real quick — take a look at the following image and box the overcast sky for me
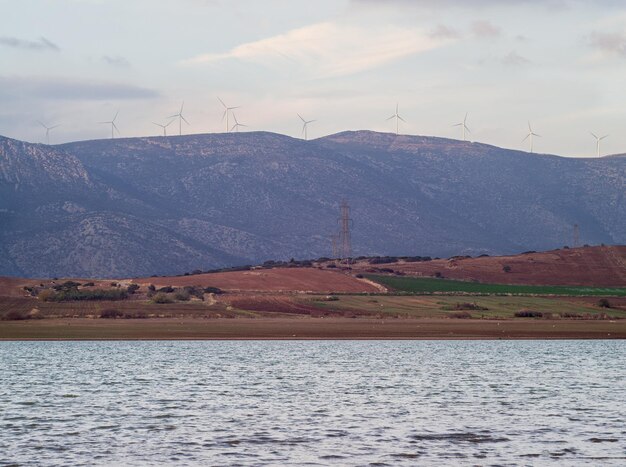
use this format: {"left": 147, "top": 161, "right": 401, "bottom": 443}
{"left": 1, "top": 0, "right": 626, "bottom": 156}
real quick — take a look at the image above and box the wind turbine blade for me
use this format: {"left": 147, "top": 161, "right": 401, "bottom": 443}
{"left": 181, "top": 116, "right": 190, "bottom": 125}
{"left": 465, "top": 125, "right": 471, "bottom": 133}
{"left": 112, "top": 122, "right": 119, "bottom": 133}
{"left": 534, "top": 133, "right": 541, "bottom": 137}
{"left": 398, "top": 116, "right": 406, "bottom": 123}
{"left": 167, "top": 114, "right": 179, "bottom": 119}
{"left": 98, "top": 121, "right": 109, "bottom": 124}
{"left": 37, "top": 120, "right": 46, "bottom": 129}
{"left": 528, "top": 121, "right": 532, "bottom": 132}
{"left": 217, "top": 97, "right": 226, "bottom": 108}
{"left": 452, "top": 123, "right": 462, "bottom": 127}
{"left": 308, "top": 120, "right": 316, "bottom": 124}
{"left": 298, "top": 113, "right": 305, "bottom": 123}
{"left": 50, "top": 124, "right": 60, "bottom": 129}
{"left": 230, "top": 123, "right": 237, "bottom": 132}
{"left": 179, "top": 101, "right": 184, "bottom": 113}
{"left": 387, "top": 115, "right": 396, "bottom": 121}
{"left": 165, "top": 120, "right": 174, "bottom": 127}
{"left": 601, "top": 134, "right": 609, "bottom": 140}
{"left": 590, "top": 132, "right": 598, "bottom": 139}
{"left": 464, "top": 112, "right": 468, "bottom": 123}
{"left": 522, "top": 134, "right": 530, "bottom": 143}
{"left": 229, "top": 106, "right": 240, "bottom": 110}
{"left": 113, "top": 111, "right": 119, "bottom": 121}
{"left": 152, "top": 122, "right": 162, "bottom": 127}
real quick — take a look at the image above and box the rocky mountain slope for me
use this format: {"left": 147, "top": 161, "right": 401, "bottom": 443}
{"left": 0, "top": 131, "right": 624, "bottom": 278}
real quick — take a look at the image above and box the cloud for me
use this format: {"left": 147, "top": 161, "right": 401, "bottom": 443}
{"left": 429, "top": 24, "right": 460, "bottom": 39}
{"left": 501, "top": 50, "right": 530, "bottom": 66}
{"left": 470, "top": 20, "right": 501, "bottom": 38}
{"left": 102, "top": 55, "right": 131, "bottom": 68}
{"left": 181, "top": 21, "right": 453, "bottom": 78}
{"left": 0, "top": 36, "right": 60, "bottom": 51}
{"left": 589, "top": 31, "right": 626, "bottom": 57}
{"left": 0, "top": 76, "right": 158, "bottom": 101}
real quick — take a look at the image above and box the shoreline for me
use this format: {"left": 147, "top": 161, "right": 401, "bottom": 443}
{"left": 1, "top": 317, "right": 624, "bottom": 340}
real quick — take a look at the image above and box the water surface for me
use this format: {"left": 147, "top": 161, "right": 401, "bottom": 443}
{"left": 1, "top": 340, "right": 624, "bottom": 465}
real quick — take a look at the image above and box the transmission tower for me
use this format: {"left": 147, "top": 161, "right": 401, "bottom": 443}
{"left": 330, "top": 233, "right": 339, "bottom": 258}
{"left": 573, "top": 224, "right": 580, "bottom": 248}
{"left": 338, "top": 200, "right": 352, "bottom": 262}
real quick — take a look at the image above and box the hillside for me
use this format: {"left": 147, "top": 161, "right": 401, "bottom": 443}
{"left": 1, "top": 131, "right": 625, "bottom": 278}
{"left": 352, "top": 246, "right": 626, "bottom": 287}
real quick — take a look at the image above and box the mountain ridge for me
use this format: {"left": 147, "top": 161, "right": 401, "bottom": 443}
{"left": 1, "top": 130, "right": 624, "bottom": 278}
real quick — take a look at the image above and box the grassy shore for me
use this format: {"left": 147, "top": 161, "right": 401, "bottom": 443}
{"left": 1, "top": 317, "right": 625, "bottom": 340}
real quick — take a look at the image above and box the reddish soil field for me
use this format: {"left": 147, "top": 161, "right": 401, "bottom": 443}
{"left": 140, "top": 268, "right": 380, "bottom": 293}
{"left": 355, "top": 246, "right": 626, "bottom": 287}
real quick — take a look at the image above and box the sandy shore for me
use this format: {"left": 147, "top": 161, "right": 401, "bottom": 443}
{"left": 1, "top": 317, "right": 624, "bottom": 340}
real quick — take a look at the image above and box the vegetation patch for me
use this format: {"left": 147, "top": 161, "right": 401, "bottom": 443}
{"left": 367, "top": 275, "right": 626, "bottom": 297}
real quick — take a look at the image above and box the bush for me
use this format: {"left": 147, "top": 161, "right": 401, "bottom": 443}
{"left": 157, "top": 286, "right": 175, "bottom": 293}
{"left": 174, "top": 290, "right": 190, "bottom": 301}
{"left": 514, "top": 310, "right": 543, "bottom": 318}
{"left": 326, "top": 264, "right": 337, "bottom": 269}
{"left": 100, "top": 308, "right": 124, "bottom": 319}
{"left": 1, "top": 309, "right": 30, "bottom": 320}
{"left": 37, "top": 289, "right": 57, "bottom": 302}
{"left": 502, "top": 265, "right": 512, "bottom": 273}
{"left": 83, "top": 282, "right": 95, "bottom": 287}
{"left": 450, "top": 311, "right": 472, "bottom": 319}
{"left": 127, "top": 284, "right": 140, "bottom": 294}
{"left": 203, "top": 286, "right": 223, "bottom": 295}
{"left": 148, "top": 284, "right": 156, "bottom": 292}
{"left": 152, "top": 293, "right": 173, "bottom": 304}
{"left": 453, "top": 302, "right": 488, "bottom": 311}
{"left": 355, "top": 274, "right": 364, "bottom": 279}
{"left": 598, "top": 298, "right": 612, "bottom": 308}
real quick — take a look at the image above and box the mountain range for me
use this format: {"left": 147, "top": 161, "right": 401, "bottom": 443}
{"left": 1, "top": 130, "right": 624, "bottom": 278}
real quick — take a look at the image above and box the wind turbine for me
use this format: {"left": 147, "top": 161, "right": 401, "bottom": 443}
{"left": 522, "top": 121, "right": 541, "bottom": 153}
{"left": 230, "top": 112, "right": 247, "bottom": 133}
{"left": 590, "top": 132, "right": 608, "bottom": 157}
{"left": 168, "top": 101, "right": 189, "bottom": 136}
{"left": 99, "top": 111, "right": 119, "bottom": 139}
{"left": 153, "top": 120, "right": 174, "bottom": 137}
{"left": 38, "top": 121, "right": 60, "bottom": 144}
{"left": 453, "top": 113, "right": 470, "bottom": 141}
{"left": 386, "top": 103, "right": 405, "bottom": 135}
{"left": 298, "top": 114, "right": 315, "bottom": 140}
{"left": 218, "top": 97, "right": 240, "bottom": 133}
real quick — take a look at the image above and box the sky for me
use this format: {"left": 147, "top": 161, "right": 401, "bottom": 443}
{"left": 1, "top": 0, "right": 626, "bottom": 157}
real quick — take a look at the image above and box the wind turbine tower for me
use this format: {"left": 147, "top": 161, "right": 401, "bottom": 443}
{"left": 522, "top": 121, "right": 541, "bottom": 153}
{"left": 230, "top": 113, "right": 247, "bottom": 133}
{"left": 386, "top": 103, "right": 406, "bottom": 135}
{"left": 153, "top": 120, "right": 174, "bottom": 137}
{"left": 590, "top": 132, "right": 608, "bottom": 157}
{"left": 218, "top": 97, "right": 240, "bottom": 133}
{"left": 38, "top": 121, "right": 60, "bottom": 144}
{"left": 337, "top": 200, "right": 353, "bottom": 263}
{"left": 99, "top": 111, "right": 119, "bottom": 139}
{"left": 453, "top": 113, "right": 470, "bottom": 141}
{"left": 169, "top": 102, "right": 189, "bottom": 136}
{"left": 298, "top": 114, "right": 315, "bottom": 140}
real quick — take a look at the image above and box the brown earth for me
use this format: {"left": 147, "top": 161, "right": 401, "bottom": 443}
{"left": 353, "top": 246, "right": 626, "bottom": 286}
{"left": 138, "top": 267, "right": 379, "bottom": 293}
{"left": 1, "top": 317, "right": 624, "bottom": 340}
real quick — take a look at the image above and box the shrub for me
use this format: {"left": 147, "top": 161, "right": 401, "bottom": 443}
{"left": 514, "top": 310, "right": 543, "bottom": 318}
{"left": 1, "top": 309, "right": 30, "bottom": 320}
{"left": 152, "top": 293, "right": 173, "bottom": 304}
{"left": 203, "top": 286, "right": 223, "bottom": 295}
{"left": 502, "top": 265, "right": 512, "bottom": 273}
{"left": 434, "top": 272, "right": 443, "bottom": 278}
{"left": 355, "top": 274, "right": 364, "bottom": 279}
{"left": 100, "top": 308, "right": 123, "bottom": 319}
{"left": 83, "top": 282, "right": 95, "bottom": 287}
{"left": 174, "top": 290, "right": 190, "bottom": 301}
{"left": 157, "top": 286, "right": 175, "bottom": 293}
{"left": 126, "top": 284, "right": 140, "bottom": 294}
{"left": 148, "top": 284, "right": 156, "bottom": 292}
{"left": 37, "top": 289, "right": 56, "bottom": 302}
{"left": 598, "top": 298, "right": 612, "bottom": 308}
{"left": 326, "top": 264, "right": 337, "bottom": 269}
{"left": 453, "top": 302, "right": 488, "bottom": 311}
{"left": 450, "top": 311, "right": 472, "bottom": 319}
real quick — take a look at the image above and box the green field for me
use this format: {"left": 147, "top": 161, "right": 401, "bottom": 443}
{"left": 367, "top": 275, "right": 626, "bottom": 296}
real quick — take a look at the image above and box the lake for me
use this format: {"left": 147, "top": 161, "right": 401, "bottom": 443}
{"left": 1, "top": 340, "right": 624, "bottom": 465}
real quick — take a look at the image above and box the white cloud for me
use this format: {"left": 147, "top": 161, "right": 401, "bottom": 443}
{"left": 181, "top": 21, "right": 453, "bottom": 78}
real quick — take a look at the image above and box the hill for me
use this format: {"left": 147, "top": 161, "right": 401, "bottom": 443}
{"left": 1, "top": 130, "right": 625, "bottom": 278}
{"left": 352, "top": 246, "right": 626, "bottom": 287}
